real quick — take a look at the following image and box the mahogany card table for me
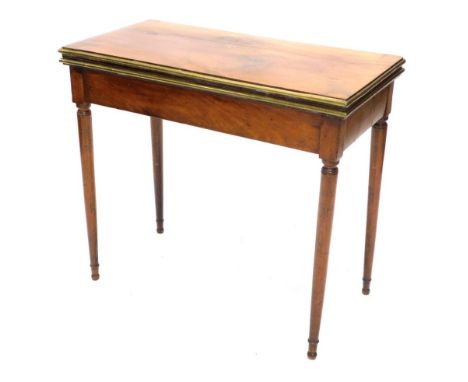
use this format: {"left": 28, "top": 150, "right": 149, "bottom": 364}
{"left": 59, "top": 20, "right": 405, "bottom": 359}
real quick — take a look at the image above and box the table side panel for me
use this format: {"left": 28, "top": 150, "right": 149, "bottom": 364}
{"left": 78, "top": 69, "right": 321, "bottom": 153}
{"left": 343, "top": 85, "right": 390, "bottom": 149}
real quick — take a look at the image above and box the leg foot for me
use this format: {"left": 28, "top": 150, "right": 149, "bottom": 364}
{"left": 307, "top": 352, "right": 317, "bottom": 360}
{"left": 307, "top": 339, "right": 319, "bottom": 360}
{"left": 362, "top": 278, "right": 371, "bottom": 295}
{"left": 156, "top": 220, "right": 164, "bottom": 234}
{"left": 91, "top": 266, "right": 100, "bottom": 281}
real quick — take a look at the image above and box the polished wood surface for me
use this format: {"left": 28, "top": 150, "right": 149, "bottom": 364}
{"left": 80, "top": 68, "right": 322, "bottom": 153}
{"left": 63, "top": 20, "right": 402, "bottom": 102}
{"left": 61, "top": 21, "right": 404, "bottom": 359}
{"left": 61, "top": 20, "right": 404, "bottom": 117}
{"left": 362, "top": 118, "right": 388, "bottom": 295}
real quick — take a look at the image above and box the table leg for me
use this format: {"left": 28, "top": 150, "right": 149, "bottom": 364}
{"left": 77, "top": 103, "right": 99, "bottom": 281}
{"left": 308, "top": 160, "right": 339, "bottom": 359}
{"left": 151, "top": 117, "right": 164, "bottom": 234}
{"left": 362, "top": 118, "right": 388, "bottom": 295}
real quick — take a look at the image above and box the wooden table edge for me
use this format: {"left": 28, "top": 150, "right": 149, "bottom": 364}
{"left": 59, "top": 47, "right": 405, "bottom": 118}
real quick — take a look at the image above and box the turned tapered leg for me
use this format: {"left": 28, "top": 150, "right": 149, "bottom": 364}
{"left": 308, "top": 161, "right": 339, "bottom": 360}
{"left": 151, "top": 117, "right": 164, "bottom": 233}
{"left": 362, "top": 118, "right": 388, "bottom": 295}
{"left": 77, "top": 103, "right": 99, "bottom": 280}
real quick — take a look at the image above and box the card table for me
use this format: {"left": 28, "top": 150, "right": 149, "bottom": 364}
{"left": 59, "top": 20, "right": 405, "bottom": 359}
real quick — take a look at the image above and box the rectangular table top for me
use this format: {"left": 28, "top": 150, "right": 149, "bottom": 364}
{"left": 60, "top": 20, "right": 404, "bottom": 117}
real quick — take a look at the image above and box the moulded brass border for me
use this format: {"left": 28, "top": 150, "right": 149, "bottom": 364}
{"left": 59, "top": 47, "right": 405, "bottom": 107}
{"left": 59, "top": 47, "right": 404, "bottom": 118}
{"left": 60, "top": 48, "right": 348, "bottom": 107}
{"left": 346, "top": 59, "right": 405, "bottom": 105}
{"left": 60, "top": 58, "right": 348, "bottom": 117}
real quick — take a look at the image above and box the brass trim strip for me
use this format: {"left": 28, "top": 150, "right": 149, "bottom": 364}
{"left": 60, "top": 48, "right": 346, "bottom": 107}
{"left": 60, "top": 58, "right": 349, "bottom": 117}
{"left": 60, "top": 47, "right": 404, "bottom": 109}
{"left": 346, "top": 59, "right": 405, "bottom": 106}
{"left": 60, "top": 48, "right": 346, "bottom": 106}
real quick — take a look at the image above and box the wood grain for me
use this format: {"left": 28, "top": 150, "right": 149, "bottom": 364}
{"left": 81, "top": 69, "right": 322, "bottom": 153}
{"left": 63, "top": 20, "right": 403, "bottom": 102}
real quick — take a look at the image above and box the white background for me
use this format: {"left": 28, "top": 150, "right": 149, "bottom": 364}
{"left": 1, "top": 0, "right": 467, "bottom": 380}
